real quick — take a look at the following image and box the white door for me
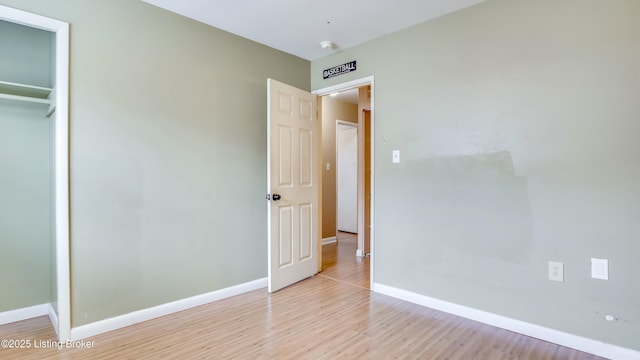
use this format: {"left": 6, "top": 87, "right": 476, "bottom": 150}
{"left": 267, "top": 79, "right": 319, "bottom": 293}
{"left": 337, "top": 124, "right": 358, "bottom": 233}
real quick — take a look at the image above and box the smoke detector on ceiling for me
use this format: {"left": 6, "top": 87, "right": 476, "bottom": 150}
{"left": 320, "top": 40, "right": 336, "bottom": 50}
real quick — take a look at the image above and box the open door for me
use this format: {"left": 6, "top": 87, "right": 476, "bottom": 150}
{"left": 267, "top": 79, "right": 319, "bottom": 292}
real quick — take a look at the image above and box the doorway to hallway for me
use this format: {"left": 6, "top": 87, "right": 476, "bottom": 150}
{"left": 315, "top": 75, "right": 374, "bottom": 288}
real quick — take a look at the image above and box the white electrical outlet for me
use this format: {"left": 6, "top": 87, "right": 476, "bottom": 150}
{"left": 591, "top": 258, "right": 609, "bottom": 280}
{"left": 548, "top": 261, "right": 564, "bottom": 282}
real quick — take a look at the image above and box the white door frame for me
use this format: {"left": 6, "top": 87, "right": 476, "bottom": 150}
{"left": 335, "top": 120, "right": 358, "bottom": 234}
{"left": 313, "top": 76, "right": 375, "bottom": 287}
{"left": 0, "top": 5, "right": 71, "bottom": 341}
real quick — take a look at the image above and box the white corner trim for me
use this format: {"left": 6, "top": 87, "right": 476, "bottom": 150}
{"left": 322, "top": 236, "right": 337, "bottom": 245}
{"left": 48, "top": 304, "right": 59, "bottom": 336}
{"left": 0, "top": 304, "right": 49, "bottom": 325}
{"left": 356, "top": 249, "right": 364, "bottom": 257}
{"left": 70, "top": 278, "right": 267, "bottom": 341}
{"left": 372, "top": 283, "right": 640, "bottom": 360}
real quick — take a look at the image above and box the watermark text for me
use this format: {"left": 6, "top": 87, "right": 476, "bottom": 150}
{"left": 1, "top": 338, "right": 95, "bottom": 351}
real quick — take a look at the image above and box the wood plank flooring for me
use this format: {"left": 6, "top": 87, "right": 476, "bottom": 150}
{"left": 320, "top": 231, "right": 370, "bottom": 289}
{"left": 0, "top": 232, "right": 604, "bottom": 359}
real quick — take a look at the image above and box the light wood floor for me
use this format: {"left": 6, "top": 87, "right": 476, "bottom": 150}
{"left": 320, "top": 231, "right": 370, "bottom": 289}
{"left": 0, "top": 232, "right": 603, "bottom": 359}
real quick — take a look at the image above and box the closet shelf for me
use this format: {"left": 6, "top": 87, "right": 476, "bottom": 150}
{"left": 0, "top": 80, "right": 55, "bottom": 116}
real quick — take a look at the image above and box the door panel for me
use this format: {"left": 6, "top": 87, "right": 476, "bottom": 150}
{"left": 299, "top": 129, "right": 312, "bottom": 186}
{"left": 278, "top": 205, "right": 293, "bottom": 267}
{"left": 298, "top": 98, "right": 313, "bottom": 121}
{"left": 299, "top": 203, "right": 312, "bottom": 260}
{"left": 278, "top": 125, "right": 293, "bottom": 187}
{"left": 268, "top": 79, "right": 319, "bottom": 293}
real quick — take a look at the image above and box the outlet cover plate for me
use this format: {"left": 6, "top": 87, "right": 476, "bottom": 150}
{"left": 591, "top": 258, "right": 609, "bottom": 280}
{"left": 549, "top": 261, "right": 564, "bottom": 282}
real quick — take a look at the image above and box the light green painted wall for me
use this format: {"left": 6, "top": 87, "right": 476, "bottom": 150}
{"left": 0, "top": 101, "right": 52, "bottom": 312}
{"left": 0, "top": 20, "right": 52, "bottom": 87}
{"left": 0, "top": 0, "right": 309, "bottom": 326}
{"left": 0, "top": 20, "right": 52, "bottom": 312}
{"left": 312, "top": 0, "right": 640, "bottom": 351}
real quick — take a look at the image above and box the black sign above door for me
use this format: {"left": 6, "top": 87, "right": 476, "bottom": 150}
{"left": 323, "top": 61, "right": 357, "bottom": 79}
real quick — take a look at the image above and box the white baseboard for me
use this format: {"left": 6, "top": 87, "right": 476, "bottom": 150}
{"left": 48, "top": 304, "right": 59, "bottom": 336}
{"left": 356, "top": 249, "right": 364, "bottom": 257}
{"left": 322, "top": 236, "right": 337, "bottom": 245}
{"left": 70, "top": 278, "right": 267, "bottom": 341}
{"left": 0, "top": 303, "right": 49, "bottom": 325}
{"left": 372, "top": 283, "right": 640, "bottom": 360}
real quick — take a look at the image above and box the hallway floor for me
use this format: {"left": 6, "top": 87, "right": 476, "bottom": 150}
{"left": 320, "top": 231, "right": 370, "bottom": 289}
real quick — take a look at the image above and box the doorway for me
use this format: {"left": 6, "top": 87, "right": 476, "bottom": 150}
{"left": 0, "top": 5, "right": 70, "bottom": 341}
{"left": 314, "top": 76, "right": 374, "bottom": 288}
{"left": 265, "top": 77, "right": 374, "bottom": 291}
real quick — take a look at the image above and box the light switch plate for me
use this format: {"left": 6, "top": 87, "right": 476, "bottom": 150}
{"left": 392, "top": 150, "right": 400, "bottom": 163}
{"left": 591, "top": 258, "right": 608, "bottom": 280}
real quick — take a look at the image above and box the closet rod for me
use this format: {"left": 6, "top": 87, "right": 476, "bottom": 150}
{"left": 0, "top": 92, "right": 51, "bottom": 105}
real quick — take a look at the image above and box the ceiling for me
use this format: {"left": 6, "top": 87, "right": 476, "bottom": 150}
{"left": 141, "top": 0, "right": 486, "bottom": 61}
{"left": 330, "top": 89, "right": 359, "bottom": 104}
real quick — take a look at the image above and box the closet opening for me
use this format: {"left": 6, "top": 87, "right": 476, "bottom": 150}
{"left": 0, "top": 5, "right": 70, "bottom": 341}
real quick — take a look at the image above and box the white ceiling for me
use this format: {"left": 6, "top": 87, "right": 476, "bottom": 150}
{"left": 142, "top": 0, "right": 486, "bottom": 61}
{"left": 331, "top": 88, "right": 359, "bottom": 104}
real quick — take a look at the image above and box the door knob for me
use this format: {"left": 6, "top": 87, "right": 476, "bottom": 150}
{"left": 272, "top": 193, "right": 281, "bottom": 201}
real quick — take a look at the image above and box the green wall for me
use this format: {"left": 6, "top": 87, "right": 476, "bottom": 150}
{"left": 0, "top": 101, "right": 52, "bottom": 312}
{"left": 312, "top": 0, "right": 639, "bottom": 351}
{"left": 0, "top": 0, "right": 309, "bottom": 326}
{"left": 0, "top": 20, "right": 53, "bottom": 312}
{"left": 0, "top": 20, "right": 52, "bottom": 87}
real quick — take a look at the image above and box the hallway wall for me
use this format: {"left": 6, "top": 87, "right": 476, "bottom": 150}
{"left": 320, "top": 96, "right": 357, "bottom": 239}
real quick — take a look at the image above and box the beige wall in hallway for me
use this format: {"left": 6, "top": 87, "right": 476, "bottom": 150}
{"left": 359, "top": 86, "right": 372, "bottom": 254}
